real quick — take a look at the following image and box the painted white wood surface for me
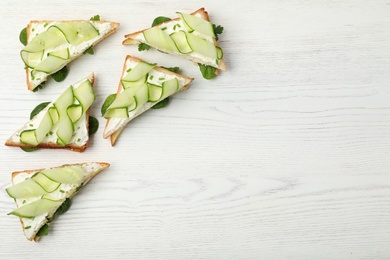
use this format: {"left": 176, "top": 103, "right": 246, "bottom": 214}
{"left": 0, "top": 0, "right": 390, "bottom": 259}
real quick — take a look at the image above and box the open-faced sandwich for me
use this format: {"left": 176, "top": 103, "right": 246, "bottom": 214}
{"left": 21, "top": 17, "right": 119, "bottom": 91}
{"left": 5, "top": 74, "right": 96, "bottom": 152}
{"left": 123, "top": 8, "right": 225, "bottom": 79}
{"left": 6, "top": 162, "right": 110, "bottom": 241}
{"left": 102, "top": 55, "right": 193, "bottom": 145}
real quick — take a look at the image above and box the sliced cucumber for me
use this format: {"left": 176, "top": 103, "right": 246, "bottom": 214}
{"left": 67, "top": 105, "right": 83, "bottom": 123}
{"left": 186, "top": 32, "right": 217, "bottom": 60}
{"left": 178, "top": 12, "right": 215, "bottom": 38}
{"left": 22, "top": 26, "right": 67, "bottom": 53}
{"left": 143, "top": 26, "right": 178, "bottom": 52}
{"left": 34, "top": 55, "right": 68, "bottom": 74}
{"left": 49, "top": 107, "right": 59, "bottom": 125}
{"left": 56, "top": 117, "right": 74, "bottom": 146}
{"left": 8, "top": 198, "right": 64, "bottom": 219}
{"left": 161, "top": 78, "right": 179, "bottom": 100}
{"left": 73, "top": 80, "right": 95, "bottom": 112}
{"left": 48, "top": 48, "right": 70, "bottom": 59}
{"left": 106, "top": 88, "right": 137, "bottom": 111}
{"left": 148, "top": 83, "right": 163, "bottom": 102}
{"left": 216, "top": 46, "right": 223, "bottom": 59}
{"left": 104, "top": 107, "right": 129, "bottom": 118}
{"left": 53, "top": 22, "right": 99, "bottom": 45}
{"left": 122, "top": 75, "right": 147, "bottom": 89}
{"left": 20, "top": 50, "right": 44, "bottom": 68}
{"left": 170, "top": 31, "right": 193, "bottom": 54}
{"left": 133, "top": 83, "right": 149, "bottom": 109}
{"left": 20, "top": 129, "right": 39, "bottom": 146}
{"left": 5, "top": 179, "right": 47, "bottom": 198}
{"left": 35, "top": 112, "right": 53, "bottom": 143}
{"left": 32, "top": 172, "right": 60, "bottom": 193}
{"left": 41, "top": 166, "right": 84, "bottom": 184}
{"left": 122, "top": 61, "right": 155, "bottom": 83}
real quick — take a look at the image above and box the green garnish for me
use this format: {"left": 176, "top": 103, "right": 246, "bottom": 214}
{"left": 22, "top": 200, "right": 27, "bottom": 204}
{"left": 77, "top": 138, "right": 81, "bottom": 142}
{"left": 44, "top": 23, "right": 48, "bottom": 27}
{"left": 30, "top": 102, "right": 50, "bottom": 119}
{"left": 161, "top": 27, "right": 167, "bottom": 31}
{"left": 158, "top": 77, "right": 165, "bottom": 81}
{"left": 88, "top": 116, "right": 99, "bottom": 135}
{"left": 37, "top": 224, "right": 49, "bottom": 237}
{"left": 83, "top": 46, "right": 94, "bottom": 55}
{"left": 29, "top": 124, "right": 33, "bottom": 127}
{"left": 49, "top": 131, "right": 53, "bottom": 135}
{"left": 101, "top": 94, "right": 116, "bottom": 116}
{"left": 21, "top": 147, "right": 38, "bottom": 152}
{"left": 212, "top": 24, "right": 224, "bottom": 41}
{"left": 24, "top": 226, "right": 32, "bottom": 229}
{"left": 32, "top": 28, "right": 35, "bottom": 32}
{"left": 161, "top": 66, "right": 180, "bottom": 73}
{"left": 151, "top": 16, "right": 172, "bottom": 27}
{"left": 198, "top": 64, "right": 216, "bottom": 80}
{"left": 51, "top": 66, "right": 69, "bottom": 82}
{"left": 19, "top": 27, "right": 27, "bottom": 46}
{"left": 90, "top": 15, "right": 100, "bottom": 21}
{"left": 152, "top": 98, "right": 170, "bottom": 109}
{"left": 173, "top": 24, "right": 177, "bottom": 30}
{"left": 59, "top": 189, "right": 65, "bottom": 193}
{"left": 149, "top": 75, "right": 154, "bottom": 80}
{"left": 126, "top": 68, "right": 132, "bottom": 73}
{"left": 32, "top": 82, "right": 46, "bottom": 92}
{"left": 138, "top": 43, "right": 151, "bottom": 52}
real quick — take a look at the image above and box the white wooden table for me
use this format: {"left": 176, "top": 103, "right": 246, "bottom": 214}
{"left": 1, "top": 0, "right": 389, "bottom": 259}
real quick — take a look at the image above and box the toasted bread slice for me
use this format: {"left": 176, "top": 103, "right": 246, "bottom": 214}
{"left": 123, "top": 8, "right": 226, "bottom": 72}
{"left": 23, "top": 19, "right": 119, "bottom": 91}
{"left": 6, "top": 162, "right": 110, "bottom": 241}
{"left": 5, "top": 74, "right": 95, "bottom": 152}
{"left": 102, "top": 55, "right": 193, "bottom": 145}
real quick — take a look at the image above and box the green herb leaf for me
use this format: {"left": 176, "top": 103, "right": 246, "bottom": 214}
{"left": 101, "top": 94, "right": 116, "bottom": 116}
{"left": 51, "top": 66, "right": 69, "bottom": 82}
{"left": 20, "top": 27, "right": 27, "bottom": 46}
{"left": 30, "top": 102, "right": 50, "bottom": 119}
{"left": 90, "top": 15, "right": 100, "bottom": 21}
{"left": 20, "top": 147, "right": 38, "bottom": 152}
{"left": 25, "top": 226, "right": 32, "bottom": 229}
{"left": 161, "top": 66, "right": 180, "bottom": 73}
{"left": 83, "top": 46, "right": 94, "bottom": 55}
{"left": 37, "top": 224, "right": 49, "bottom": 237}
{"left": 55, "top": 198, "right": 72, "bottom": 216}
{"left": 213, "top": 24, "right": 224, "bottom": 41}
{"left": 152, "top": 16, "right": 172, "bottom": 27}
{"left": 138, "top": 43, "right": 151, "bottom": 52}
{"left": 32, "top": 82, "right": 46, "bottom": 92}
{"left": 88, "top": 116, "right": 99, "bottom": 135}
{"left": 152, "top": 97, "right": 170, "bottom": 109}
{"left": 198, "top": 64, "right": 216, "bottom": 80}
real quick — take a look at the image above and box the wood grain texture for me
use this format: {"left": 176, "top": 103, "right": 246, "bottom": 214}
{"left": 1, "top": 0, "right": 390, "bottom": 259}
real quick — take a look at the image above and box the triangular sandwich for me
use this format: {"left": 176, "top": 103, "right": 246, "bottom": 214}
{"left": 5, "top": 74, "right": 95, "bottom": 152}
{"left": 102, "top": 55, "right": 193, "bottom": 145}
{"left": 6, "top": 162, "right": 110, "bottom": 241}
{"left": 22, "top": 19, "right": 119, "bottom": 90}
{"left": 123, "top": 8, "right": 226, "bottom": 75}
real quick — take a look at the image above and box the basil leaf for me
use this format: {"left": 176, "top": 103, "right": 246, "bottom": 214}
{"left": 152, "top": 16, "right": 171, "bottom": 27}
{"left": 30, "top": 102, "right": 50, "bottom": 119}
{"left": 138, "top": 43, "right": 151, "bottom": 52}
{"left": 19, "top": 27, "right": 27, "bottom": 46}
{"left": 152, "top": 97, "right": 170, "bottom": 109}
{"left": 101, "top": 94, "right": 116, "bottom": 116}
{"left": 198, "top": 64, "right": 216, "bottom": 80}
{"left": 88, "top": 116, "right": 99, "bottom": 135}
{"left": 51, "top": 66, "right": 69, "bottom": 82}
{"left": 83, "top": 46, "right": 94, "bottom": 55}
{"left": 20, "top": 147, "right": 38, "bottom": 152}
{"left": 212, "top": 24, "right": 224, "bottom": 41}
{"left": 161, "top": 66, "right": 180, "bottom": 73}
{"left": 32, "top": 82, "right": 46, "bottom": 92}
{"left": 37, "top": 224, "right": 49, "bottom": 237}
{"left": 90, "top": 15, "right": 100, "bottom": 21}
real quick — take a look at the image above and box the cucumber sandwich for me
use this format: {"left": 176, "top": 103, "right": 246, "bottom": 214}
{"left": 21, "top": 18, "right": 119, "bottom": 91}
{"left": 5, "top": 74, "right": 96, "bottom": 152}
{"left": 5, "top": 162, "right": 110, "bottom": 241}
{"left": 102, "top": 55, "right": 193, "bottom": 145}
{"left": 123, "top": 8, "right": 226, "bottom": 78}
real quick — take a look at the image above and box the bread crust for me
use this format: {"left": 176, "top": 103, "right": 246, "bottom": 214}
{"left": 5, "top": 74, "right": 95, "bottom": 152}
{"left": 104, "top": 55, "right": 193, "bottom": 145}
{"left": 10, "top": 162, "right": 110, "bottom": 241}
{"left": 123, "top": 7, "right": 226, "bottom": 72}
{"left": 25, "top": 20, "right": 119, "bottom": 91}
